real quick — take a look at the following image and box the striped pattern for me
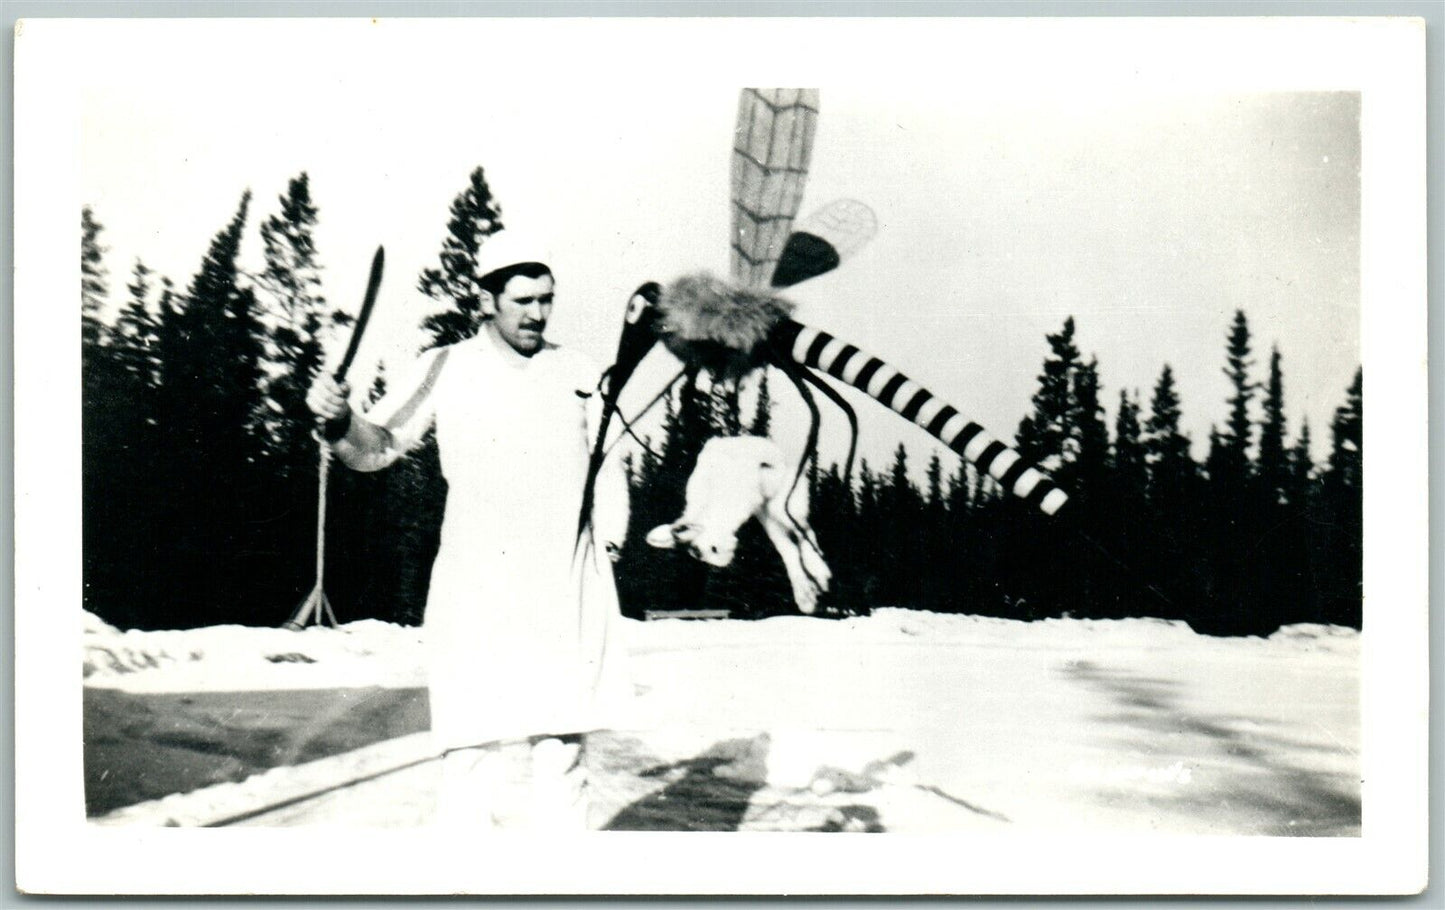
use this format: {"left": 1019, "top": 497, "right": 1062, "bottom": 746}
{"left": 730, "top": 88, "right": 820, "bottom": 289}
{"left": 780, "top": 322, "right": 1070, "bottom": 516}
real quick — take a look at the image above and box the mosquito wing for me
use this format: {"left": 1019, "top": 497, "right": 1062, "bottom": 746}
{"left": 771, "top": 198, "right": 878, "bottom": 288}
{"left": 730, "top": 88, "right": 820, "bottom": 289}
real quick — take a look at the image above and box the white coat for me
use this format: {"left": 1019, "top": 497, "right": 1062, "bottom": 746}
{"left": 334, "top": 328, "right": 631, "bottom": 749}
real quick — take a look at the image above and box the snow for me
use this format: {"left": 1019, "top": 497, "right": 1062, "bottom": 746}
{"left": 623, "top": 611, "right": 1360, "bottom": 834}
{"left": 83, "top": 608, "right": 1360, "bottom": 834}
{"left": 84, "top": 616, "right": 427, "bottom": 691}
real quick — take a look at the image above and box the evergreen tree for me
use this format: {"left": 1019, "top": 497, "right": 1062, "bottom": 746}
{"left": 1016, "top": 316, "right": 1081, "bottom": 474}
{"left": 1072, "top": 355, "right": 1109, "bottom": 498}
{"left": 917, "top": 451, "right": 950, "bottom": 610}
{"left": 946, "top": 458, "right": 971, "bottom": 515}
{"left": 1249, "top": 367, "right": 1312, "bottom": 635}
{"left": 118, "top": 259, "right": 154, "bottom": 345}
{"left": 1270, "top": 417, "right": 1319, "bottom": 631}
{"left": 711, "top": 375, "right": 743, "bottom": 436}
{"left": 418, "top": 167, "right": 505, "bottom": 348}
{"left": 1205, "top": 425, "right": 1228, "bottom": 485}
{"left": 1111, "top": 388, "right": 1147, "bottom": 505}
{"left": 111, "top": 260, "right": 163, "bottom": 435}
{"left": 202, "top": 191, "right": 267, "bottom": 464}
{"left": 80, "top": 207, "right": 119, "bottom": 620}
{"left": 615, "top": 430, "right": 667, "bottom": 619}
{"left": 81, "top": 206, "right": 109, "bottom": 347}
{"left": 152, "top": 191, "right": 269, "bottom": 625}
{"left": 1218, "top": 309, "right": 1256, "bottom": 487}
{"left": 255, "top": 173, "right": 343, "bottom": 467}
{"left": 1257, "top": 345, "right": 1288, "bottom": 503}
{"left": 1197, "top": 312, "right": 1274, "bottom": 635}
{"left": 857, "top": 459, "right": 878, "bottom": 517}
{"left": 100, "top": 265, "right": 165, "bottom": 622}
{"left": 854, "top": 458, "right": 883, "bottom": 603}
{"left": 749, "top": 368, "right": 772, "bottom": 437}
{"left": 1287, "top": 418, "right": 1314, "bottom": 506}
{"left": 669, "top": 374, "right": 717, "bottom": 485}
{"left": 257, "top": 173, "right": 324, "bottom": 314}
{"left": 1326, "top": 368, "right": 1363, "bottom": 492}
{"left": 809, "top": 461, "right": 863, "bottom": 614}
{"left": 80, "top": 210, "right": 115, "bottom": 557}
{"left": 880, "top": 443, "right": 923, "bottom": 606}
{"left": 164, "top": 191, "right": 261, "bottom": 440}
{"left": 1320, "top": 369, "right": 1363, "bottom": 628}
{"left": 241, "top": 174, "right": 350, "bottom": 620}
{"left": 151, "top": 277, "right": 185, "bottom": 434}
{"left": 973, "top": 468, "right": 999, "bottom": 506}
{"left": 1143, "top": 364, "right": 1195, "bottom": 506}
{"left": 622, "top": 451, "right": 637, "bottom": 495}
{"left": 925, "top": 452, "right": 944, "bottom": 513}
{"left": 886, "top": 443, "right": 912, "bottom": 514}
{"left": 1138, "top": 364, "right": 1200, "bottom": 626}
{"left": 382, "top": 432, "right": 448, "bottom": 625}
{"left": 940, "top": 457, "right": 980, "bottom": 613}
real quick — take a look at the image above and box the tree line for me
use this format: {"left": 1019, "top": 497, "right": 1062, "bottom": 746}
{"left": 614, "top": 316, "right": 1362, "bottom": 637}
{"left": 80, "top": 169, "right": 499, "bottom": 629}
{"left": 81, "top": 169, "right": 1362, "bottom": 636}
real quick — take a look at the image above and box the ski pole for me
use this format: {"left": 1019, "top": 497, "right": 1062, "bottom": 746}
{"left": 284, "top": 246, "right": 385, "bottom": 630}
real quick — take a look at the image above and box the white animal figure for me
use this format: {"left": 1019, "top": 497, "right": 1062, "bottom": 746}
{"left": 646, "top": 435, "right": 832, "bottom": 614}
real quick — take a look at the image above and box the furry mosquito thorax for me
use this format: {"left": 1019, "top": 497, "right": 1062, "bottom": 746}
{"left": 656, "top": 272, "right": 796, "bottom": 377}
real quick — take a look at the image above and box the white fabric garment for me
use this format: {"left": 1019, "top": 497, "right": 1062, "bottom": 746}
{"left": 335, "top": 329, "right": 632, "bottom": 749}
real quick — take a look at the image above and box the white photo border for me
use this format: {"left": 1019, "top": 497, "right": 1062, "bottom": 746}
{"left": 11, "top": 13, "right": 1430, "bottom": 897}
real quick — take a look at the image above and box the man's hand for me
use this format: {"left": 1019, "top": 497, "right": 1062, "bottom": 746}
{"left": 307, "top": 374, "right": 353, "bottom": 440}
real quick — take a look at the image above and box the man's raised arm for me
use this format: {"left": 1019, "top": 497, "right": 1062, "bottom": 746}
{"left": 306, "top": 347, "right": 450, "bottom": 472}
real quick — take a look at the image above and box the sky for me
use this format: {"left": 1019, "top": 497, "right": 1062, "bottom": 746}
{"left": 79, "top": 20, "right": 1361, "bottom": 478}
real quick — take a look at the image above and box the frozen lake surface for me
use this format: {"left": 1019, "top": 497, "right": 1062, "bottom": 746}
{"left": 85, "top": 608, "right": 1359, "bottom": 834}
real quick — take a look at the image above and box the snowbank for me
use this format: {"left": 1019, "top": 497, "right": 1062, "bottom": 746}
{"left": 83, "top": 613, "right": 427, "bottom": 691}
{"left": 84, "top": 607, "right": 1357, "bottom": 695}
{"left": 630, "top": 607, "right": 1358, "bottom": 656}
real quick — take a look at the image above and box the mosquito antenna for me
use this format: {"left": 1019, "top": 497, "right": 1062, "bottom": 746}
{"left": 602, "top": 368, "right": 688, "bottom": 461}
{"left": 577, "top": 367, "right": 687, "bottom": 549}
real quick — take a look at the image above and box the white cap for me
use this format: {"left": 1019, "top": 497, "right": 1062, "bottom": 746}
{"left": 474, "top": 230, "right": 553, "bottom": 282}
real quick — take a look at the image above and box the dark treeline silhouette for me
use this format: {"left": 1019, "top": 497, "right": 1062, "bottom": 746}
{"left": 793, "top": 315, "right": 1357, "bottom": 636}
{"left": 614, "top": 315, "right": 1362, "bottom": 636}
{"left": 80, "top": 169, "right": 501, "bottom": 629}
{"left": 81, "top": 175, "right": 1362, "bottom": 637}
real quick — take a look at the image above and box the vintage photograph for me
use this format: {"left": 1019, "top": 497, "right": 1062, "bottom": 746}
{"left": 14, "top": 15, "right": 1428, "bottom": 896}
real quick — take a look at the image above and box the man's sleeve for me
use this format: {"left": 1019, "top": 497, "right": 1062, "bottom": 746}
{"left": 332, "top": 347, "right": 449, "bottom": 472}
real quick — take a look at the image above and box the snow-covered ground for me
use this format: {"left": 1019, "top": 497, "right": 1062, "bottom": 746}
{"left": 83, "top": 611, "right": 427, "bottom": 690}
{"left": 84, "top": 608, "right": 1360, "bottom": 834}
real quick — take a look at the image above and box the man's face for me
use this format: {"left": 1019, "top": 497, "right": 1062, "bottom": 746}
{"left": 489, "top": 273, "right": 555, "bottom": 356}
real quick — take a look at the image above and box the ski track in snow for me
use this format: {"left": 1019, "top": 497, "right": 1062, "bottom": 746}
{"left": 83, "top": 609, "right": 1360, "bottom": 834}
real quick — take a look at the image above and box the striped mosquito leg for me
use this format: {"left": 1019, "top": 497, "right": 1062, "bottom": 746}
{"left": 778, "top": 321, "right": 1070, "bottom": 516}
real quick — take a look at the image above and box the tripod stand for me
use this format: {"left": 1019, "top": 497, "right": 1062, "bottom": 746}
{"left": 284, "top": 441, "right": 340, "bottom": 630}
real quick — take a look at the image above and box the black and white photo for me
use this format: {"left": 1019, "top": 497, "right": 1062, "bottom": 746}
{"left": 13, "top": 14, "right": 1428, "bottom": 896}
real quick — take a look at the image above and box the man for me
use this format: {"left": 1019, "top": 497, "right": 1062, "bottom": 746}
{"left": 307, "top": 231, "right": 631, "bottom": 829}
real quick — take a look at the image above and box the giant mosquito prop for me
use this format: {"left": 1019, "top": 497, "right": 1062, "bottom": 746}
{"left": 579, "top": 90, "right": 1071, "bottom": 613}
